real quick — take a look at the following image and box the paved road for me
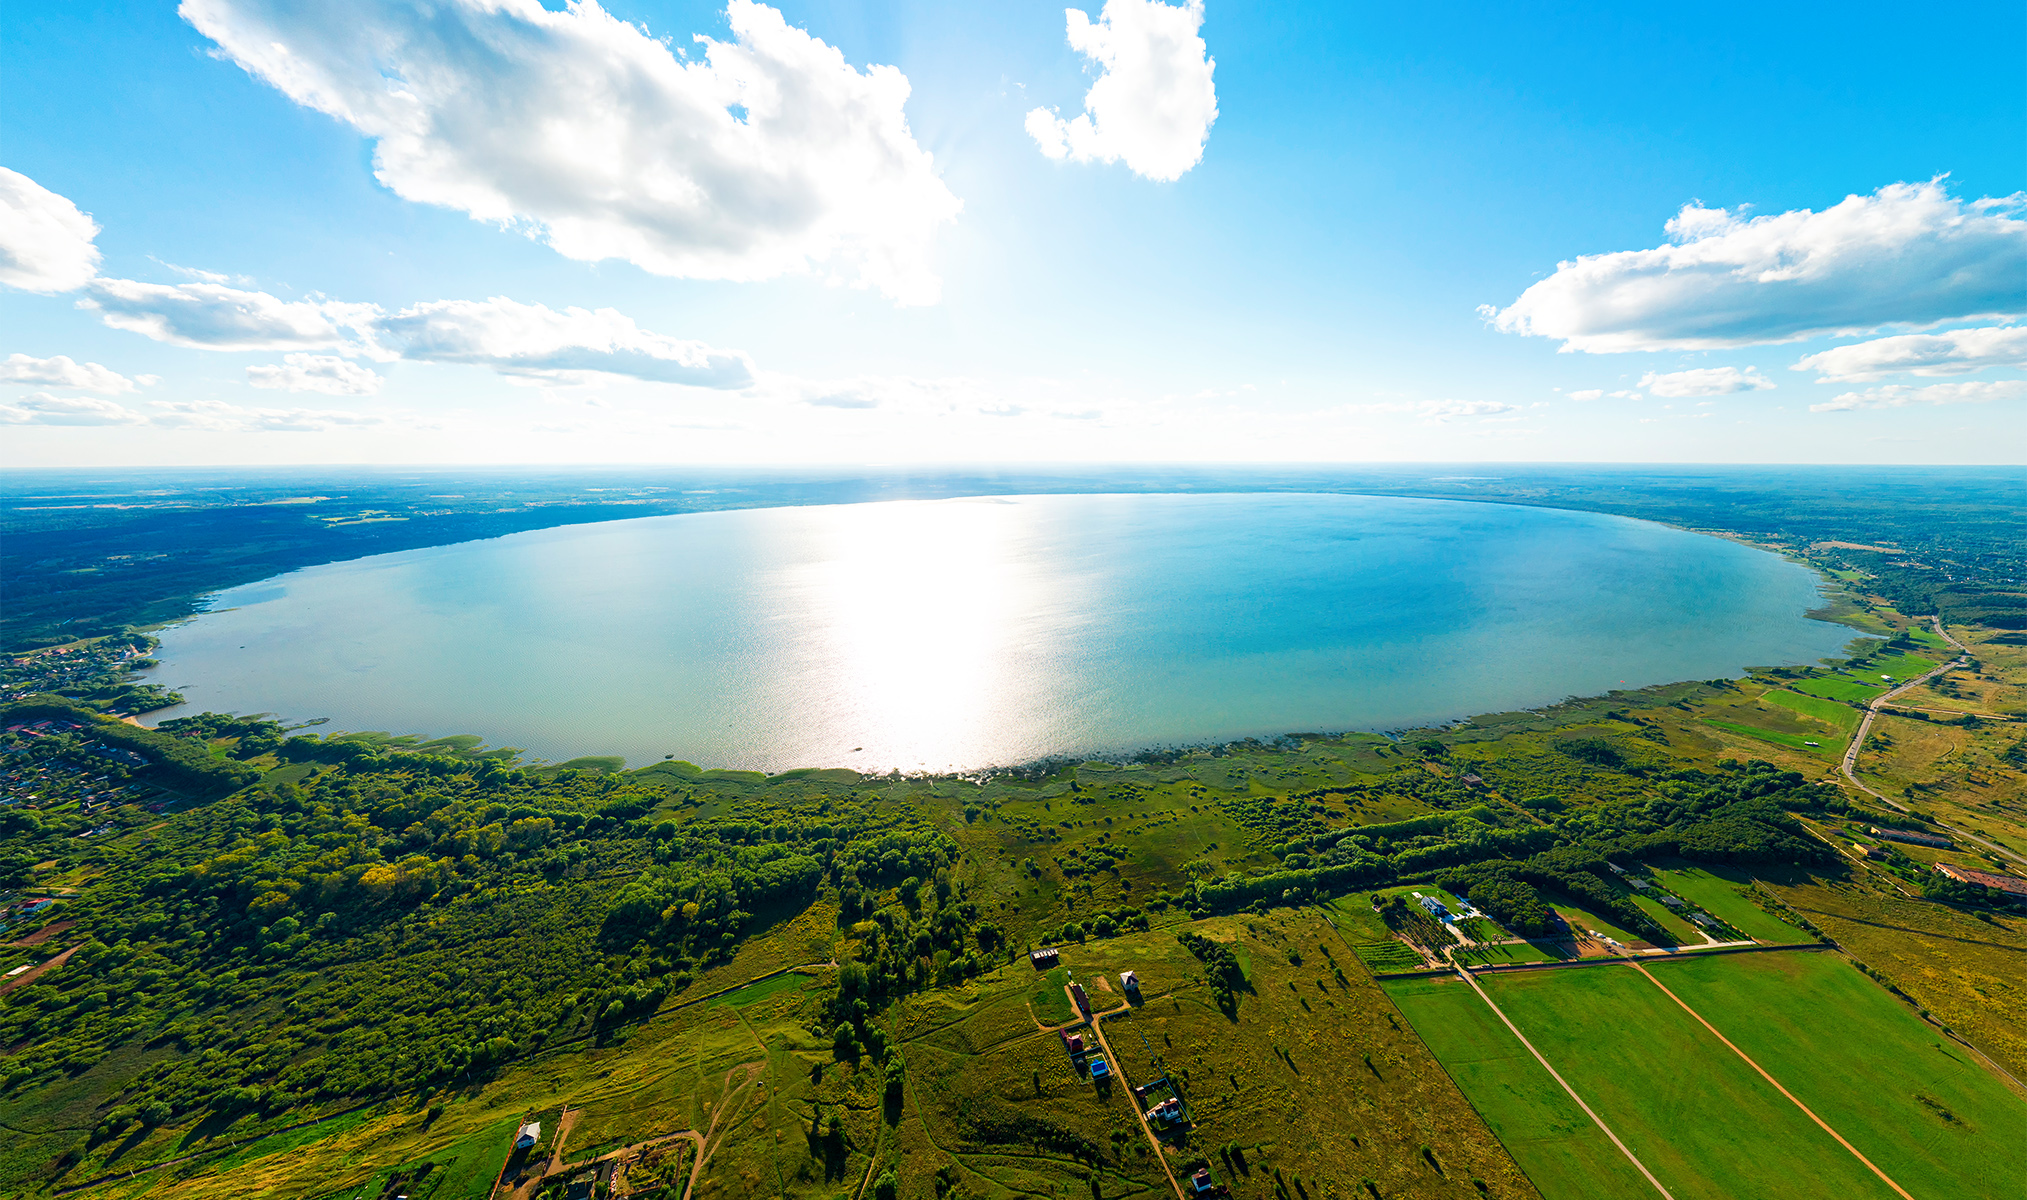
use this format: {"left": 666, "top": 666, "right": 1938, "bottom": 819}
{"left": 1840, "top": 619, "right": 2026, "bottom": 867}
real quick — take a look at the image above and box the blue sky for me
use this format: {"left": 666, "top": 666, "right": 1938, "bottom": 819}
{"left": 3, "top": 0, "right": 2022, "bottom": 465}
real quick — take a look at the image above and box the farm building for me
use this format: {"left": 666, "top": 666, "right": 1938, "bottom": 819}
{"left": 1119, "top": 970, "right": 1139, "bottom": 994}
{"left": 516, "top": 1121, "right": 542, "bottom": 1150}
{"left": 1934, "top": 863, "right": 2027, "bottom": 898}
{"left": 1089, "top": 1057, "right": 1110, "bottom": 1079}
{"left": 1871, "top": 826, "right": 1951, "bottom": 848}
{"left": 1068, "top": 981, "right": 1091, "bottom": 1018}
{"left": 1030, "top": 947, "right": 1060, "bottom": 969}
{"left": 1064, "top": 1032, "right": 1085, "bottom": 1054}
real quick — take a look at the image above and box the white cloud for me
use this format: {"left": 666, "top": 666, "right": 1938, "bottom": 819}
{"left": 1025, "top": 0, "right": 1216, "bottom": 182}
{"left": 1567, "top": 389, "right": 1603, "bottom": 401}
{"left": 1638, "top": 366, "right": 1775, "bottom": 397}
{"left": 0, "top": 353, "right": 141, "bottom": 394}
{"left": 149, "top": 398, "right": 392, "bottom": 432}
{"left": 1486, "top": 180, "right": 2027, "bottom": 352}
{"left": 0, "top": 392, "right": 146, "bottom": 426}
{"left": 377, "top": 297, "right": 753, "bottom": 388}
{"left": 80, "top": 278, "right": 386, "bottom": 354}
{"left": 180, "top": 0, "right": 960, "bottom": 304}
{"left": 246, "top": 353, "right": 385, "bottom": 396}
{"left": 1793, "top": 324, "right": 2027, "bottom": 381}
{"left": 81, "top": 279, "right": 752, "bottom": 387}
{"left": 1811, "top": 379, "right": 2027, "bottom": 413}
{"left": 0, "top": 168, "right": 102, "bottom": 293}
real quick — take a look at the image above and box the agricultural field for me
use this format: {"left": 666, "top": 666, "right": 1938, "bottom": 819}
{"left": 1642, "top": 864, "right": 1809, "bottom": 943}
{"left": 1391, "top": 951, "right": 2024, "bottom": 1200}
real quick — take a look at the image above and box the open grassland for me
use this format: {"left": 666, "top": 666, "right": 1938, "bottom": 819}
{"left": 1382, "top": 976, "right": 1657, "bottom": 1200}
{"left": 1763, "top": 873, "right": 2027, "bottom": 1080}
{"left": 1759, "top": 688, "right": 1859, "bottom": 733}
{"left": 1645, "top": 951, "right": 2027, "bottom": 1199}
{"left": 1644, "top": 864, "right": 1809, "bottom": 943}
{"left": 1472, "top": 962, "right": 1908, "bottom": 1200}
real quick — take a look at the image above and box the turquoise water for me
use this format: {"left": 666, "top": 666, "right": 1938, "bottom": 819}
{"left": 144, "top": 493, "right": 1852, "bottom": 771}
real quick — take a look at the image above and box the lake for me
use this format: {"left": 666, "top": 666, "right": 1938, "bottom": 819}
{"left": 143, "top": 493, "right": 1854, "bottom": 771}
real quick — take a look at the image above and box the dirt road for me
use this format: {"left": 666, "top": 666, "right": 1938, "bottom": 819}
{"left": 1088, "top": 1002, "right": 1187, "bottom": 1200}
{"left": 1841, "top": 618, "right": 2026, "bottom": 866}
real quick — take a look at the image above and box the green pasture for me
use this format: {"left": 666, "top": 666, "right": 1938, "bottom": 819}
{"left": 1382, "top": 975, "right": 1657, "bottom": 1200}
{"left": 1703, "top": 718, "right": 1833, "bottom": 755}
{"left": 1545, "top": 900, "right": 1647, "bottom": 947}
{"left": 1625, "top": 892, "right": 1705, "bottom": 943}
{"left": 1645, "top": 864, "right": 1807, "bottom": 943}
{"left": 1793, "top": 675, "right": 1886, "bottom": 703}
{"left": 1647, "top": 951, "right": 2027, "bottom": 1199}
{"left": 705, "top": 968, "right": 812, "bottom": 1008}
{"left": 1476, "top": 963, "right": 1906, "bottom": 1200}
{"left": 1761, "top": 688, "right": 1859, "bottom": 733}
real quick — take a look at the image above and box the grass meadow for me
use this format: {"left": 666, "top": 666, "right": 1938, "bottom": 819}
{"left": 1645, "top": 865, "right": 1808, "bottom": 943}
{"left": 1470, "top": 962, "right": 1909, "bottom": 1200}
{"left": 1645, "top": 951, "right": 2027, "bottom": 1199}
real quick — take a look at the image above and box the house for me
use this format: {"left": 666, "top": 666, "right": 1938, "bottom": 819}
{"left": 1068, "top": 981, "right": 1091, "bottom": 1018}
{"left": 1064, "top": 1033, "right": 1085, "bottom": 1054}
{"left": 1030, "top": 947, "right": 1060, "bottom": 969}
{"left": 1870, "top": 826, "right": 1952, "bottom": 849}
{"left": 1191, "top": 1170, "right": 1218, "bottom": 1195}
{"left": 515, "top": 1121, "right": 542, "bottom": 1150}
{"left": 1088, "top": 1057, "right": 1110, "bottom": 1079}
{"left": 1934, "top": 863, "right": 2027, "bottom": 898}
{"left": 1416, "top": 894, "right": 1449, "bottom": 919}
{"left": 1119, "top": 970, "right": 1140, "bottom": 994}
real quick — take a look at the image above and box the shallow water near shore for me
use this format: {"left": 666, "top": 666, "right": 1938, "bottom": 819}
{"left": 145, "top": 492, "right": 1853, "bottom": 771}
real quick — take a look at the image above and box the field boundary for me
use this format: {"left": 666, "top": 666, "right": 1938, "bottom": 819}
{"left": 1371, "top": 941, "right": 1827, "bottom": 980}
{"left": 1625, "top": 961, "right": 1915, "bottom": 1200}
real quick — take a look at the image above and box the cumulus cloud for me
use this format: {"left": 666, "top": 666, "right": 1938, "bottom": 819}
{"left": 180, "top": 0, "right": 960, "bottom": 304}
{"left": 377, "top": 297, "right": 753, "bottom": 387}
{"left": 1811, "top": 379, "right": 2027, "bottom": 413}
{"left": 1486, "top": 180, "right": 2027, "bottom": 352}
{"left": 0, "top": 353, "right": 141, "bottom": 394}
{"left": 1793, "top": 324, "right": 2027, "bottom": 381}
{"left": 246, "top": 353, "right": 385, "bottom": 395}
{"left": 150, "top": 398, "right": 392, "bottom": 432}
{"left": 1567, "top": 389, "right": 1604, "bottom": 401}
{"left": 1025, "top": 0, "right": 1216, "bottom": 181}
{"left": 0, "top": 168, "right": 102, "bottom": 293}
{"left": 0, "top": 392, "right": 147, "bottom": 426}
{"left": 1638, "top": 366, "right": 1775, "bottom": 397}
{"left": 81, "top": 278, "right": 386, "bottom": 354}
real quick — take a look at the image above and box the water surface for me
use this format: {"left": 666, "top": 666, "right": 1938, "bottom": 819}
{"left": 146, "top": 493, "right": 1851, "bottom": 770}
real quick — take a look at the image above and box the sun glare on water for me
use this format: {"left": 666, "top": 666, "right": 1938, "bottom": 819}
{"left": 758, "top": 498, "right": 1074, "bottom": 771}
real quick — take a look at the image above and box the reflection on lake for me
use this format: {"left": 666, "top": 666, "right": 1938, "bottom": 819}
{"left": 146, "top": 493, "right": 1852, "bottom": 771}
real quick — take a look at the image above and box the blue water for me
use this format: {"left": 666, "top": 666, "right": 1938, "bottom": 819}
{"left": 144, "top": 493, "right": 1853, "bottom": 771}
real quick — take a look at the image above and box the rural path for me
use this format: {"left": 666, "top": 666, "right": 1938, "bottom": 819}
{"left": 1839, "top": 618, "right": 2026, "bottom": 867}
{"left": 0, "top": 945, "right": 76, "bottom": 996}
{"left": 1088, "top": 1000, "right": 1188, "bottom": 1200}
{"left": 1449, "top": 966, "right": 1678, "bottom": 1200}
{"left": 1623, "top": 961, "right": 1914, "bottom": 1200}
{"left": 498, "top": 1106, "right": 580, "bottom": 1200}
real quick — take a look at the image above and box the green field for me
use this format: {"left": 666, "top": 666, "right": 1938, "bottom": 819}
{"left": 1761, "top": 688, "right": 1859, "bottom": 733}
{"left": 1647, "top": 952, "right": 2027, "bottom": 1198}
{"left": 1646, "top": 864, "right": 1808, "bottom": 943}
{"left": 1625, "top": 891, "right": 1705, "bottom": 943}
{"left": 1383, "top": 975, "right": 1653, "bottom": 1200}
{"left": 1470, "top": 963, "right": 1909, "bottom": 1199}
{"left": 1395, "top": 954, "right": 2027, "bottom": 1200}
{"left": 1793, "top": 675, "right": 1887, "bottom": 703}
{"left": 1703, "top": 719, "right": 1835, "bottom": 755}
